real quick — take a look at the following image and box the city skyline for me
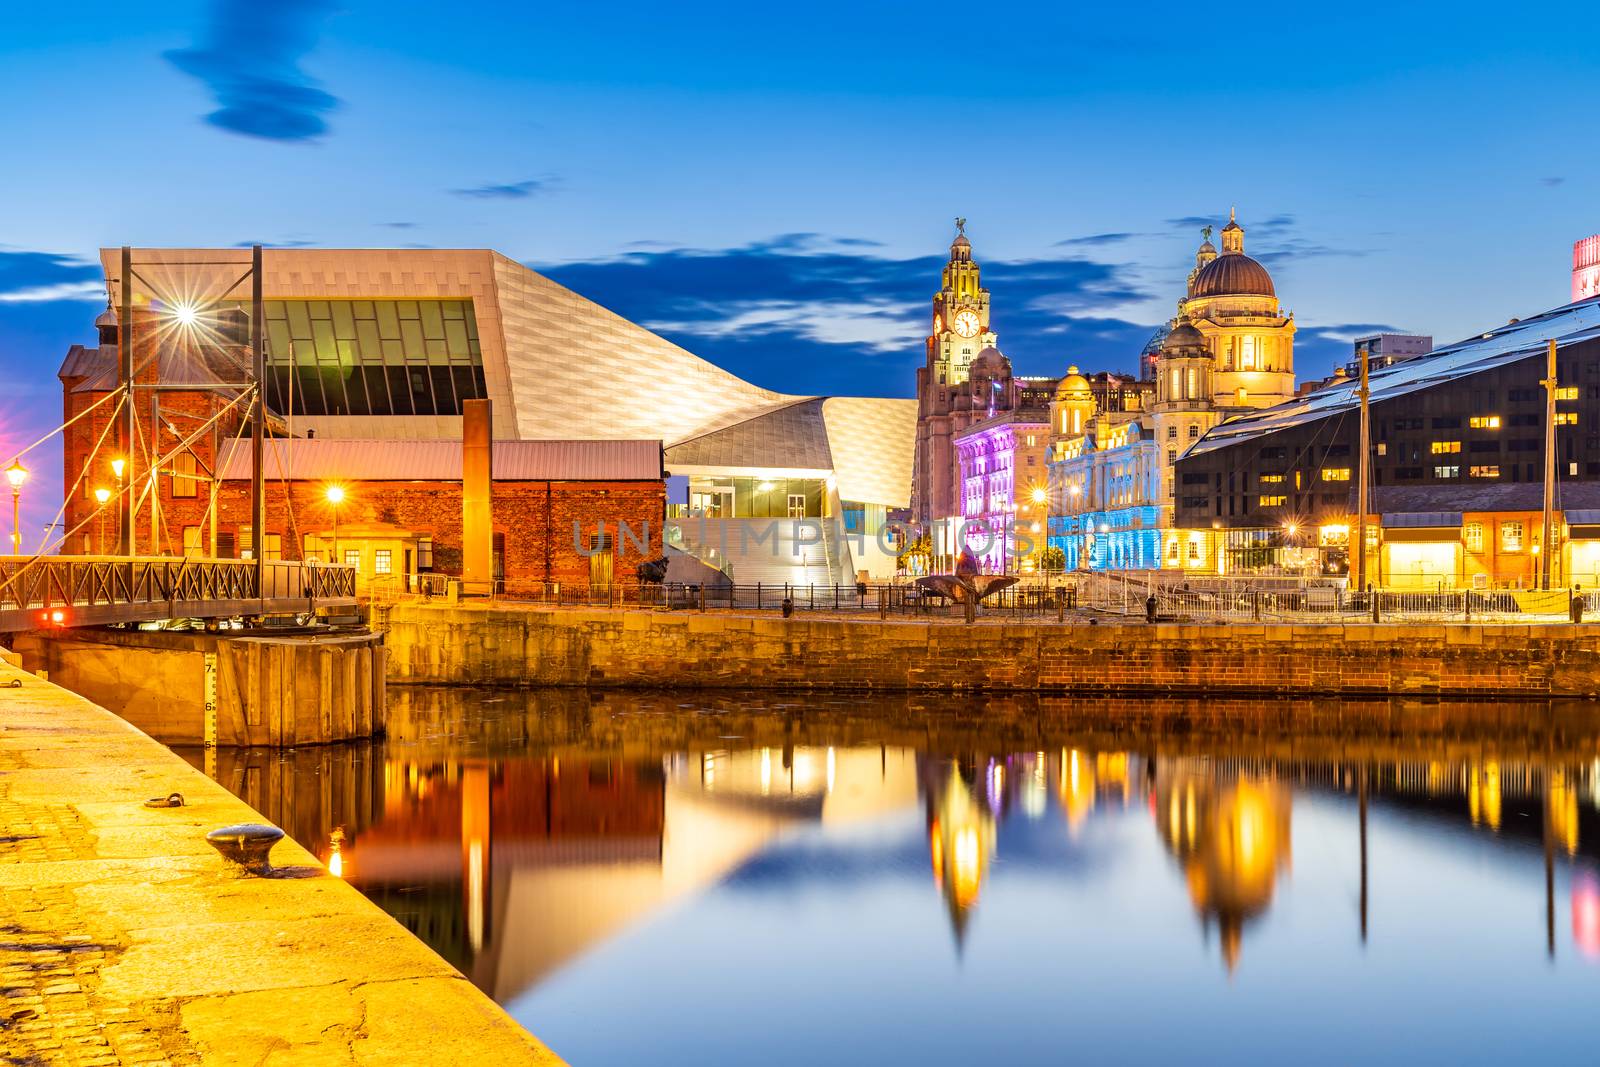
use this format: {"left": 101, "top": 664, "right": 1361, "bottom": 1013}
{"left": 3, "top": 0, "right": 1598, "bottom": 539}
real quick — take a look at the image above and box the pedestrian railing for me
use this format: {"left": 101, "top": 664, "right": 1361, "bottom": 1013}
{"left": 0, "top": 555, "right": 357, "bottom": 631}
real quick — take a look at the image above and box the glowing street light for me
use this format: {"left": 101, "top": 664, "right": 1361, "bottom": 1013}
{"left": 170, "top": 302, "right": 200, "bottom": 327}
{"left": 94, "top": 487, "right": 111, "bottom": 554}
{"left": 5, "top": 460, "right": 26, "bottom": 554}
{"left": 1030, "top": 486, "right": 1047, "bottom": 504}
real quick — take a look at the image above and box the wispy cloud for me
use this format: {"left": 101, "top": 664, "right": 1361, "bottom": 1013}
{"left": 1541, "top": 176, "right": 1566, "bottom": 188}
{"left": 0, "top": 250, "right": 103, "bottom": 303}
{"left": 1055, "top": 232, "right": 1140, "bottom": 247}
{"left": 230, "top": 239, "right": 316, "bottom": 248}
{"left": 450, "top": 178, "right": 556, "bottom": 200}
{"left": 536, "top": 234, "right": 1158, "bottom": 395}
{"left": 377, "top": 222, "right": 418, "bottom": 229}
{"left": 166, "top": 0, "right": 338, "bottom": 143}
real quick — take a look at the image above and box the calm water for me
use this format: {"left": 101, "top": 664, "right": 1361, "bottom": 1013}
{"left": 185, "top": 690, "right": 1600, "bottom": 1064}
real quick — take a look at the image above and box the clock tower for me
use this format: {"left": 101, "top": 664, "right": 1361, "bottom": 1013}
{"left": 913, "top": 220, "right": 1010, "bottom": 526}
{"left": 926, "top": 218, "right": 997, "bottom": 389}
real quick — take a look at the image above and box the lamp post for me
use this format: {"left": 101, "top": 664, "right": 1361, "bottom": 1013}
{"left": 110, "top": 457, "right": 126, "bottom": 556}
{"left": 325, "top": 485, "right": 345, "bottom": 566}
{"left": 94, "top": 487, "right": 111, "bottom": 554}
{"left": 5, "top": 461, "right": 26, "bottom": 554}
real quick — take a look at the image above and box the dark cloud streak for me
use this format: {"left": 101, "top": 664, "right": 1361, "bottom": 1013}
{"left": 166, "top": 0, "right": 338, "bottom": 143}
{"left": 450, "top": 178, "right": 554, "bottom": 200}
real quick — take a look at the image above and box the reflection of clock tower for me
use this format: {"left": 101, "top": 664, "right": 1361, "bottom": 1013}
{"left": 913, "top": 220, "right": 1012, "bottom": 526}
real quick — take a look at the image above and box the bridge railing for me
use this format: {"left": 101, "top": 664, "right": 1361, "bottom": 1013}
{"left": 0, "top": 555, "right": 357, "bottom": 627}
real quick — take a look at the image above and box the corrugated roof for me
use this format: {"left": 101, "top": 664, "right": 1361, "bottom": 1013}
{"left": 1189, "top": 295, "right": 1600, "bottom": 458}
{"left": 217, "top": 438, "right": 662, "bottom": 482}
{"left": 1371, "top": 483, "right": 1600, "bottom": 515}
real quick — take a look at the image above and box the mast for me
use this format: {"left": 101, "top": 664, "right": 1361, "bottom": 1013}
{"left": 250, "top": 244, "right": 265, "bottom": 587}
{"left": 1542, "top": 338, "right": 1557, "bottom": 591}
{"left": 1355, "top": 345, "right": 1370, "bottom": 591}
{"left": 120, "top": 245, "right": 135, "bottom": 557}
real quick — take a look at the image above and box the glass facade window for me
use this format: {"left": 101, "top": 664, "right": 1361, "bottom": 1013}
{"left": 259, "top": 299, "right": 487, "bottom": 417}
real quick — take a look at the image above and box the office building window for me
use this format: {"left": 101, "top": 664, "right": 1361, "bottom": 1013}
{"left": 1556, "top": 386, "right": 1578, "bottom": 400}
{"left": 1557, "top": 412, "right": 1579, "bottom": 426}
{"left": 1430, "top": 441, "right": 1461, "bottom": 454}
{"left": 1432, "top": 465, "right": 1460, "bottom": 478}
{"left": 1322, "top": 468, "right": 1351, "bottom": 482}
{"left": 1469, "top": 415, "right": 1501, "bottom": 429}
{"left": 1470, "top": 465, "right": 1500, "bottom": 478}
{"left": 1258, "top": 495, "right": 1286, "bottom": 507}
{"left": 170, "top": 452, "right": 198, "bottom": 498}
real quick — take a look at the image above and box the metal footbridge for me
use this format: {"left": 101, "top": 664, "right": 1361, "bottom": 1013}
{"left": 0, "top": 556, "right": 356, "bottom": 633}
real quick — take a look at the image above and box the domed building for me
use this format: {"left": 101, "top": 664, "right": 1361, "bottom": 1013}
{"left": 1174, "top": 209, "right": 1297, "bottom": 411}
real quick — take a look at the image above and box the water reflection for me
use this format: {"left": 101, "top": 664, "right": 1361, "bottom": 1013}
{"left": 183, "top": 691, "right": 1600, "bottom": 1063}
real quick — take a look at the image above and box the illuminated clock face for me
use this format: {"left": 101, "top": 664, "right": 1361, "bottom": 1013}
{"left": 952, "top": 309, "right": 981, "bottom": 338}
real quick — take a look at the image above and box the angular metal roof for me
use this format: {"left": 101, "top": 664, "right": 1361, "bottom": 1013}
{"left": 1188, "top": 295, "right": 1600, "bottom": 458}
{"left": 217, "top": 438, "right": 662, "bottom": 482}
{"left": 664, "top": 397, "right": 832, "bottom": 471}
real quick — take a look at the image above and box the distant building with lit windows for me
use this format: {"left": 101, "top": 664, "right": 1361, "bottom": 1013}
{"left": 1576, "top": 235, "right": 1600, "bottom": 303}
{"left": 1044, "top": 209, "right": 1295, "bottom": 572}
{"left": 951, "top": 397, "right": 1050, "bottom": 573}
{"left": 1174, "top": 294, "right": 1600, "bottom": 587}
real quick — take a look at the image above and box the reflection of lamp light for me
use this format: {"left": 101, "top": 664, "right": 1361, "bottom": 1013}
{"left": 1573, "top": 871, "right": 1600, "bottom": 958}
{"left": 327, "top": 827, "right": 346, "bottom": 878}
{"left": 757, "top": 481, "right": 775, "bottom": 492}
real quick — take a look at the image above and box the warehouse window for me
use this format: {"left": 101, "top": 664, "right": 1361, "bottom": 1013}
{"left": 1501, "top": 522, "right": 1523, "bottom": 552}
{"left": 1464, "top": 522, "right": 1484, "bottom": 552}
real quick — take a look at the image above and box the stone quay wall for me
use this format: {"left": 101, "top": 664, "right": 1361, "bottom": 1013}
{"left": 379, "top": 601, "right": 1600, "bottom": 697}
{"left": 12, "top": 628, "right": 386, "bottom": 746}
{"left": 0, "top": 657, "right": 559, "bottom": 1064}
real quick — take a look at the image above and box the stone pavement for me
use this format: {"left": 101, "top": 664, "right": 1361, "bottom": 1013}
{"left": 0, "top": 658, "right": 563, "bottom": 1066}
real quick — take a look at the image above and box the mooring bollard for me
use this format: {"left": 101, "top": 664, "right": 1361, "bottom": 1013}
{"left": 1146, "top": 592, "right": 1158, "bottom": 624}
{"left": 781, "top": 597, "right": 794, "bottom": 618}
{"left": 1572, "top": 586, "right": 1584, "bottom": 624}
{"left": 1369, "top": 583, "right": 1380, "bottom": 623}
{"left": 206, "top": 823, "right": 285, "bottom": 876}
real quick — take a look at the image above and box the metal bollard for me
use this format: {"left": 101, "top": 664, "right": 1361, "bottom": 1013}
{"left": 206, "top": 823, "right": 284, "bottom": 877}
{"left": 1571, "top": 587, "right": 1584, "bottom": 624}
{"left": 1146, "top": 593, "right": 1158, "bottom": 624}
{"left": 1370, "top": 583, "right": 1380, "bottom": 623}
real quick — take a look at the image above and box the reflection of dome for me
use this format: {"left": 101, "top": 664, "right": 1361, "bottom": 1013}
{"left": 1163, "top": 322, "right": 1208, "bottom": 354}
{"left": 1155, "top": 770, "right": 1292, "bottom": 973}
{"left": 1054, "top": 364, "right": 1091, "bottom": 398}
{"left": 1190, "top": 253, "right": 1275, "bottom": 298}
{"left": 969, "top": 346, "right": 1010, "bottom": 379}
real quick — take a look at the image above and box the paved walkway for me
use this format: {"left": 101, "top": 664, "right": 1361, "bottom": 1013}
{"left": 0, "top": 658, "right": 561, "bottom": 1066}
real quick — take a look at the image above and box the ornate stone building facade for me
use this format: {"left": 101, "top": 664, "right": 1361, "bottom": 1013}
{"left": 912, "top": 224, "right": 1054, "bottom": 532}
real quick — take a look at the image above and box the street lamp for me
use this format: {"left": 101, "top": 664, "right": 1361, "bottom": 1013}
{"left": 325, "top": 485, "right": 345, "bottom": 565}
{"left": 94, "top": 487, "right": 111, "bottom": 554}
{"left": 5, "top": 460, "right": 26, "bottom": 554}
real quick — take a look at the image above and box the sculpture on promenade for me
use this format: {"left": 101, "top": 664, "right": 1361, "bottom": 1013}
{"left": 915, "top": 548, "right": 1018, "bottom": 622}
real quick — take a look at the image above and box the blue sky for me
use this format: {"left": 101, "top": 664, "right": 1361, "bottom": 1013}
{"left": 1, "top": 0, "right": 1596, "bottom": 540}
